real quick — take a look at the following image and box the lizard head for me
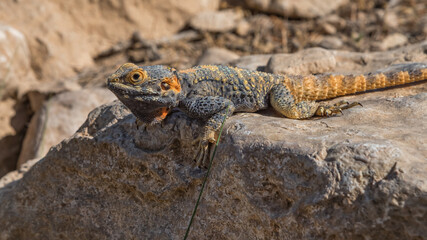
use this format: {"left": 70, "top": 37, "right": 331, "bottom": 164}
{"left": 107, "top": 63, "right": 183, "bottom": 124}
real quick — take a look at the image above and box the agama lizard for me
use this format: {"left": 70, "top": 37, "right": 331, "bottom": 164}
{"left": 107, "top": 62, "right": 427, "bottom": 166}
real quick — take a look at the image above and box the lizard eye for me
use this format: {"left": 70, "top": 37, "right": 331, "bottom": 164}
{"left": 161, "top": 82, "right": 170, "bottom": 90}
{"left": 126, "top": 69, "right": 147, "bottom": 84}
{"left": 132, "top": 73, "right": 140, "bottom": 80}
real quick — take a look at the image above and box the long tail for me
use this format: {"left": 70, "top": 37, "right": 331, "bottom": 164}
{"left": 283, "top": 62, "right": 427, "bottom": 102}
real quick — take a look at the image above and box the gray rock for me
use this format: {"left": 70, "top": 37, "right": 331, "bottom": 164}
{"left": 241, "top": 0, "right": 349, "bottom": 18}
{"left": 377, "top": 33, "right": 409, "bottom": 51}
{"left": 333, "top": 41, "right": 427, "bottom": 73}
{"left": 249, "top": 41, "right": 427, "bottom": 75}
{"left": 0, "top": 80, "right": 426, "bottom": 238}
{"left": 383, "top": 12, "right": 399, "bottom": 29}
{"left": 17, "top": 88, "right": 116, "bottom": 167}
{"left": 319, "top": 22, "right": 337, "bottom": 35}
{"left": 319, "top": 36, "right": 343, "bottom": 49}
{"left": 190, "top": 9, "right": 244, "bottom": 33}
{"left": 266, "top": 48, "right": 337, "bottom": 75}
{"left": 235, "top": 19, "right": 251, "bottom": 36}
{"left": 196, "top": 47, "right": 240, "bottom": 65}
{"left": 320, "top": 14, "right": 346, "bottom": 29}
{"left": 0, "top": 158, "right": 39, "bottom": 188}
{"left": 229, "top": 54, "right": 273, "bottom": 71}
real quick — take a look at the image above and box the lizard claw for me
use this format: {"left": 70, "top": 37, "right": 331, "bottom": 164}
{"left": 194, "top": 130, "right": 218, "bottom": 168}
{"left": 316, "top": 100, "right": 362, "bottom": 117}
{"left": 194, "top": 140, "right": 211, "bottom": 168}
{"left": 135, "top": 119, "right": 147, "bottom": 131}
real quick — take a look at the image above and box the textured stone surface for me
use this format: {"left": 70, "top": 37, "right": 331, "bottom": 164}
{"left": 0, "top": 80, "right": 426, "bottom": 239}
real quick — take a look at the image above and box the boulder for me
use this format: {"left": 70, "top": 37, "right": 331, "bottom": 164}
{"left": 318, "top": 36, "right": 343, "bottom": 49}
{"left": 196, "top": 47, "right": 240, "bottom": 65}
{"left": 266, "top": 48, "right": 337, "bottom": 75}
{"left": 229, "top": 54, "right": 273, "bottom": 71}
{"left": 0, "top": 81, "right": 426, "bottom": 238}
{"left": 265, "top": 41, "right": 427, "bottom": 75}
{"left": 377, "top": 33, "right": 409, "bottom": 51}
{"left": 17, "top": 88, "right": 116, "bottom": 167}
{"left": 190, "top": 9, "right": 244, "bottom": 33}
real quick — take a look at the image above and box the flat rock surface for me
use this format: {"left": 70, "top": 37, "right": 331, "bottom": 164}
{"left": 0, "top": 76, "right": 426, "bottom": 239}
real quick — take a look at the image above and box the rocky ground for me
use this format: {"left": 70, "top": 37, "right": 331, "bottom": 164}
{"left": 0, "top": 0, "right": 426, "bottom": 239}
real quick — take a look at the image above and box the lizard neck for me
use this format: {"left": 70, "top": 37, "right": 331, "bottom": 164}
{"left": 175, "top": 71, "right": 195, "bottom": 98}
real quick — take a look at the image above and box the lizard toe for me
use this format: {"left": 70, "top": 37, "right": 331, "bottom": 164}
{"left": 316, "top": 101, "right": 362, "bottom": 117}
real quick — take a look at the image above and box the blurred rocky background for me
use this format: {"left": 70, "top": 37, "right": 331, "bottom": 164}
{"left": 0, "top": 0, "right": 426, "bottom": 239}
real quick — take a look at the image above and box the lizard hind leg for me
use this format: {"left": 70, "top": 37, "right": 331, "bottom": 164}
{"left": 270, "top": 85, "right": 319, "bottom": 119}
{"left": 270, "top": 85, "right": 362, "bottom": 119}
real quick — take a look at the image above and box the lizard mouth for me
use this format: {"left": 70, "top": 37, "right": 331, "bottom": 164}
{"left": 107, "top": 82, "right": 160, "bottom": 97}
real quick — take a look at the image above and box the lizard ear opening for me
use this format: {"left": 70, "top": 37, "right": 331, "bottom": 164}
{"left": 161, "top": 76, "right": 181, "bottom": 93}
{"left": 161, "top": 82, "right": 170, "bottom": 90}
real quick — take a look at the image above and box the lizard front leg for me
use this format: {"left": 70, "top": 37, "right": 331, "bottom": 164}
{"left": 179, "top": 96, "right": 235, "bottom": 167}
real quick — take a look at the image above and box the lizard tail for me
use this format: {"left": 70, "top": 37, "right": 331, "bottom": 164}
{"left": 283, "top": 63, "right": 427, "bottom": 102}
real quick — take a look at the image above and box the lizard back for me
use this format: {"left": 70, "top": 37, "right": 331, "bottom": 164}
{"left": 177, "top": 65, "right": 283, "bottom": 112}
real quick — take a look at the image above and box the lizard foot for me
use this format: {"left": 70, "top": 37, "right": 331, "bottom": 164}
{"left": 135, "top": 118, "right": 146, "bottom": 130}
{"left": 194, "top": 130, "right": 217, "bottom": 168}
{"left": 316, "top": 100, "right": 362, "bottom": 117}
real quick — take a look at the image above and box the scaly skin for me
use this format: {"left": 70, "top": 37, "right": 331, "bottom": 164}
{"left": 107, "top": 62, "right": 427, "bottom": 166}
